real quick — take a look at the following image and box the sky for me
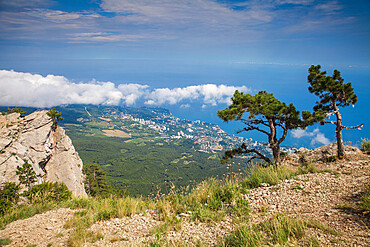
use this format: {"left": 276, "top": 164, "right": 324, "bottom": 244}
{"left": 0, "top": 0, "right": 369, "bottom": 148}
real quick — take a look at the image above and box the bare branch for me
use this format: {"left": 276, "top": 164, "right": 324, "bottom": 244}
{"left": 237, "top": 125, "right": 270, "bottom": 136}
{"left": 322, "top": 120, "right": 336, "bottom": 125}
{"left": 342, "top": 123, "right": 365, "bottom": 130}
{"left": 222, "top": 143, "right": 273, "bottom": 166}
{"left": 238, "top": 147, "right": 272, "bottom": 165}
{"left": 277, "top": 127, "right": 288, "bottom": 145}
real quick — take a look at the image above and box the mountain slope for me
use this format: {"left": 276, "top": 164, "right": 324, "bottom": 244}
{"left": 0, "top": 145, "right": 368, "bottom": 246}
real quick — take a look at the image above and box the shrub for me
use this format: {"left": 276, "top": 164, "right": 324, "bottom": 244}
{"left": 0, "top": 237, "right": 11, "bottom": 245}
{"left": 241, "top": 164, "right": 296, "bottom": 189}
{"left": 220, "top": 224, "right": 263, "bottom": 247}
{"left": 27, "top": 182, "right": 71, "bottom": 203}
{"left": 360, "top": 138, "right": 370, "bottom": 153}
{"left": 0, "top": 182, "right": 20, "bottom": 215}
{"left": 323, "top": 155, "right": 337, "bottom": 163}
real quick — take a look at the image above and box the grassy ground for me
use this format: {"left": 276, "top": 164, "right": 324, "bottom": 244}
{"left": 1, "top": 162, "right": 346, "bottom": 246}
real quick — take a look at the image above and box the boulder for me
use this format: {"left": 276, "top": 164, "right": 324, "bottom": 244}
{"left": 0, "top": 111, "right": 87, "bottom": 197}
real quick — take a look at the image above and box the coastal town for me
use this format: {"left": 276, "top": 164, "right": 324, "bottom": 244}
{"left": 76, "top": 106, "right": 297, "bottom": 158}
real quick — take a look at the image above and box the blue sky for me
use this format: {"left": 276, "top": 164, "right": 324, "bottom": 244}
{"left": 0, "top": 0, "right": 369, "bottom": 147}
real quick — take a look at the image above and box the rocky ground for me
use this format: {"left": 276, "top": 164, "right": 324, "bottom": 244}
{"left": 0, "top": 148, "right": 368, "bottom": 246}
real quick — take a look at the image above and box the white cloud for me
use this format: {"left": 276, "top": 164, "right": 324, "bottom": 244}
{"left": 180, "top": 104, "right": 191, "bottom": 109}
{"left": 0, "top": 70, "right": 247, "bottom": 108}
{"left": 118, "top": 83, "right": 149, "bottom": 105}
{"left": 144, "top": 84, "right": 249, "bottom": 106}
{"left": 310, "top": 132, "right": 331, "bottom": 146}
{"left": 291, "top": 128, "right": 331, "bottom": 146}
{"left": 70, "top": 32, "right": 145, "bottom": 42}
{"left": 0, "top": 70, "right": 134, "bottom": 107}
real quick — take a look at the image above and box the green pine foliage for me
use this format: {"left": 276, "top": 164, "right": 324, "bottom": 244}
{"left": 218, "top": 90, "right": 316, "bottom": 165}
{"left": 6, "top": 107, "right": 26, "bottom": 117}
{"left": 16, "top": 160, "right": 37, "bottom": 190}
{"left": 83, "top": 163, "right": 124, "bottom": 197}
{"left": 47, "top": 108, "right": 64, "bottom": 130}
{"left": 308, "top": 65, "right": 364, "bottom": 158}
{"left": 47, "top": 108, "right": 64, "bottom": 121}
{"left": 0, "top": 182, "right": 20, "bottom": 215}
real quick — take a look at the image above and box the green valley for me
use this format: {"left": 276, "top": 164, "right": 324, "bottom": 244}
{"left": 1, "top": 105, "right": 291, "bottom": 196}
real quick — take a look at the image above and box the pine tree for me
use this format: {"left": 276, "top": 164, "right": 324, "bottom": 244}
{"left": 218, "top": 90, "right": 316, "bottom": 165}
{"left": 7, "top": 107, "right": 26, "bottom": 117}
{"left": 83, "top": 163, "right": 110, "bottom": 197}
{"left": 47, "top": 108, "right": 64, "bottom": 130}
{"left": 16, "top": 160, "right": 37, "bottom": 190}
{"left": 307, "top": 65, "right": 364, "bottom": 158}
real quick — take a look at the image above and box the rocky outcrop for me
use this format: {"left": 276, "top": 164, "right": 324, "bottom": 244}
{"left": 0, "top": 111, "right": 87, "bottom": 197}
{"left": 289, "top": 143, "right": 363, "bottom": 163}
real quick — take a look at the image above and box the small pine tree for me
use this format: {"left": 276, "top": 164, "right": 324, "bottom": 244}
{"left": 16, "top": 160, "right": 37, "bottom": 190}
{"left": 7, "top": 107, "right": 26, "bottom": 117}
{"left": 83, "top": 163, "right": 110, "bottom": 197}
{"left": 308, "top": 65, "right": 364, "bottom": 158}
{"left": 47, "top": 108, "right": 64, "bottom": 130}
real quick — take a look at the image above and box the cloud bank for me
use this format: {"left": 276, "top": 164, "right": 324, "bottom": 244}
{"left": 0, "top": 70, "right": 248, "bottom": 108}
{"left": 291, "top": 128, "right": 331, "bottom": 146}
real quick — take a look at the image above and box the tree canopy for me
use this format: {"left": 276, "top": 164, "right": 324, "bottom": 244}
{"left": 218, "top": 90, "right": 316, "bottom": 165}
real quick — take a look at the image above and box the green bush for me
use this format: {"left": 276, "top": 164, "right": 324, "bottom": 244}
{"left": 360, "top": 138, "right": 370, "bottom": 153}
{"left": 220, "top": 224, "right": 262, "bottom": 247}
{"left": 0, "top": 183, "right": 20, "bottom": 215}
{"left": 27, "top": 182, "right": 71, "bottom": 203}
{"left": 0, "top": 237, "right": 11, "bottom": 245}
{"left": 323, "top": 155, "right": 337, "bottom": 163}
{"left": 241, "top": 164, "right": 296, "bottom": 189}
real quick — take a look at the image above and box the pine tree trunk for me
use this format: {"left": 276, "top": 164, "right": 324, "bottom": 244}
{"left": 272, "top": 145, "right": 281, "bottom": 165}
{"left": 268, "top": 118, "right": 280, "bottom": 165}
{"left": 334, "top": 103, "right": 345, "bottom": 158}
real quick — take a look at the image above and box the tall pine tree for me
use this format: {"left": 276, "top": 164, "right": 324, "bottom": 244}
{"left": 307, "top": 65, "right": 364, "bottom": 158}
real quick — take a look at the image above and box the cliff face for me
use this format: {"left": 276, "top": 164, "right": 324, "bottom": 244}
{"left": 0, "top": 111, "right": 86, "bottom": 197}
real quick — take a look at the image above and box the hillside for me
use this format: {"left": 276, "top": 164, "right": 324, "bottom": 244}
{"left": 1, "top": 105, "right": 294, "bottom": 196}
{"left": 0, "top": 145, "right": 368, "bottom": 246}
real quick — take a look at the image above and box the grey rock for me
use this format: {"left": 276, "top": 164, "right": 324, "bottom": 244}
{"left": 289, "top": 143, "right": 363, "bottom": 163}
{"left": 0, "top": 111, "right": 87, "bottom": 197}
